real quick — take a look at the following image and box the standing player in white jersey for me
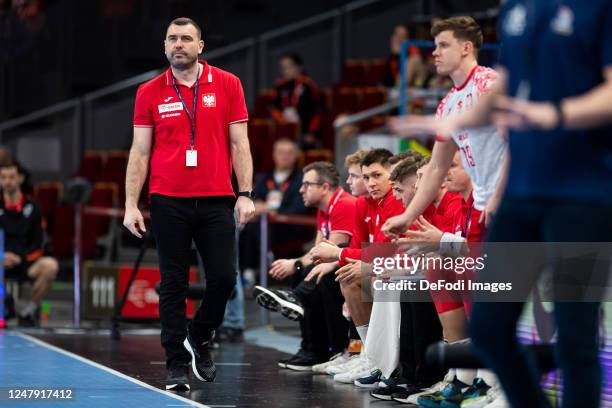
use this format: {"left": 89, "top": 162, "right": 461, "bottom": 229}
{"left": 382, "top": 17, "right": 508, "bottom": 408}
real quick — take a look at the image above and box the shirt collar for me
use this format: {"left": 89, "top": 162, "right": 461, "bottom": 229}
{"left": 165, "top": 60, "right": 212, "bottom": 87}
{"left": 324, "top": 187, "right": 344, "bottom": 216}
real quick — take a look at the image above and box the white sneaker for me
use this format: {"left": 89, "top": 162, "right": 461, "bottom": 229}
{"left": 403, "top": 370, "right": 455, "bottom": 404}
{"left": 333, "top": 356, "right": 377, "bottom": 384}
{"left": 312, "top": 351, "right": 350, "bottom": 374}
{"left": 325, "top": 353, "right": 361, "bottom": 375}
{"left": 483, "top": 384, "right": 509, "bottom": 408}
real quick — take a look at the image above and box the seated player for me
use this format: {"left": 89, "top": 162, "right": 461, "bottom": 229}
{"left": 1, "top": 162, "right": 58, "bottom": 326}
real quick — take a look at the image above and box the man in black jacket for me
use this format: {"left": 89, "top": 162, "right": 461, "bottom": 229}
{"left": 1, "top": 162, "right": 58, "bottom": 326}
{"left": 240, "top": 138, "right": 310, "bottom": 282}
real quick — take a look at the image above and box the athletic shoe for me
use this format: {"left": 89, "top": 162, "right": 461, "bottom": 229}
{"left": 354, "top": 368, "right": 382, "bottom": 388}
{"left": 333, "top": 356, "right": 377, "bottom": 384}
{"left": 165, "top": 365, "right": 190, "bottom": 391}
{"left": 215, "top": 327, "right": 244, "bottom": 343}
{"left": 396, "top": 371, "right": 456, "bottom": 405}
{"left": 312, "top": 351, "right": 350, "bottom": 373}
{"left": 417, "top": 377, "right": 470, "bottom": 408}
{"left": 278, "top": 349, "right": 307, "bottom": 369}
{"left": 482, "top": 384, "right": 509, "bottom": 408}
{"left": 285, "top": 352, "right": 329, "bottom": 372}
{"left": 370, "top": 384, "right": 408, "bottom": 400}
{"left": 253, "top": 286, "right": 304, "bottom": 321}
{"left": 390, "top": 383, "right": 431, "bottom": 404}
{"left": 183, "top": 330, "right": 216, "bottom": 382}
{"left": 441, "top": 377, "right": 491, "bottom": 408}
{"left": 325, "top": 353, "right": 362, "bottom": 375}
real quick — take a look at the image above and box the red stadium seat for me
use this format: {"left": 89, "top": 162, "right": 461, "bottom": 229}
{"left": 358, "top": 87, "right": 387, "bottom": 111}
{"left": 33, "top": 182, "right": 62, "bottom": 238}
{"left": 248, "top": 119, "right": 274, "bottom": 173}
{"left": 253, "top": 89, "right": 275, "bottom": 119}
{"left": 340, "top": 60, "right": 368, "bottom": 86}
{"left": 77, "top": 150, "right": 106, "bottom": 182}
{"left": 50, "top": 204, "right": 75, "bottom": 258}
{"left": 274, "top": 121, "right": 299, "bottom": 141}
{"left": 82, "top": 182, "right": 118, "bottom": 259}
{"left": 100, "top": 151, "right": 128, "bottom": 205}
{"left": 304, "top": 149, "right": 333, "bottom": 166}
{"left": 367, "top": 59, "right": 387, "bottom": 86}
{"left": 332, "top": 87, "right": 362, "bottom": 114}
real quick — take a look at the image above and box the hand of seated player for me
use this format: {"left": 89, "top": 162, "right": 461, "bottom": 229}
{"left": 309, "top": 240, "right": 341, "bottom": 263}
{"left": 268, "top": 259, "right": 295, "bottom": 280}
{"left": 304, "top": 261, "right": 337, "bottom": 284}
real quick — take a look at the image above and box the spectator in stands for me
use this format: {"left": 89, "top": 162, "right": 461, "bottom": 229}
{"left": 382, "top": 24, "right": 427, "bottom": 94}
{"left": 239, "top": 138, "right": 309, "bottom": 286}
{"left": 0, "top": 162, "right": 58, "bottom": 326}
{"left": 271, "top": 53, "right": 322, "bottom": 149}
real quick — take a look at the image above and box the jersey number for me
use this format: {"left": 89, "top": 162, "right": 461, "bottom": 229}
{"left": 460, "top": 146, "right": 476, "bottom": 167}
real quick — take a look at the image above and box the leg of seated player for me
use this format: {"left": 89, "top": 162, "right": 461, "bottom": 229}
{"left": 340, "top": 281, "right": 372, "bottom": 342}
{"left": 27, "top": 257, "right": 59, "bottom": 303}
{"left": 437, "top": 307, "right": 467, "bottom": 343}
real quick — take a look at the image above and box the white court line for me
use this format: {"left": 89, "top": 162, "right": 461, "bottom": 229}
{"left": 14, "top": 332, "right": 209, "bottom": 408}
{"left": 150, "top": 361, "right": 251, "bottom": 366}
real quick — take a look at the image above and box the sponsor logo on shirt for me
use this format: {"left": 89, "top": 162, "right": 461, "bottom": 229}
{"left": 158, "top": 102, "right": 183, "bottom": 114}
{"left": 202, "top": 93, "right": 216, "bottom": 108}
{"left": 163, "top": 96, "right": 174, "bottom": 102}
{"left": 504, "top": 4, "right": 526, "bottom": 36}
{"left": 551, "top": 5, "right": 574, "bottom": 36}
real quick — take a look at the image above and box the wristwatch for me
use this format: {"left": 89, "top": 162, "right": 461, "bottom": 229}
{"left": 238, "top": 191, "right": 255, "bottom": 200}
{"left": 294, "top": 260, "right": 304, "bottom": 274}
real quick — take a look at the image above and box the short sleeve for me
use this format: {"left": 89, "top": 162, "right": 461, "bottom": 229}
{"left": 600, "top": 0, "right": 612, "bottom": 68}
{"left": 133, "top": 84, "right": 154, "bottom": 127}
{"left": 329, "top": 200, "right": 355, "bottom": 236}
{"left": 228, "top": 75, "right": 249, "bottom": 124}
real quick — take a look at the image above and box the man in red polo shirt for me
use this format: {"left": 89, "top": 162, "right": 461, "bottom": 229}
{"left": 253, "top": 161, "right": 356, "bottom": 370}
{"left": 123, "top": 17, "right": 255, "bottom": 391}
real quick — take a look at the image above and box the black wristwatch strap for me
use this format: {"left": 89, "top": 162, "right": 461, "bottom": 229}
{"left": 294, "top": 260, "right": 303, "bottom": 273}
{"left": 238, "top": 191, "right": 255, "bottom": 199}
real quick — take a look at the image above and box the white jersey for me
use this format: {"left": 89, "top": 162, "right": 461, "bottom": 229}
{"left": 436, "top": 65, "right": 507, "bottom": 211}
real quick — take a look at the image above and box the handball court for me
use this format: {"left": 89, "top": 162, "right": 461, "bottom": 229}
{"left": 2, "top": 302, "right": 612, "bottom": 408}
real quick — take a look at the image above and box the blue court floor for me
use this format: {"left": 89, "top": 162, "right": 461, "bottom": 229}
{"left": 0, "top": 331, "right": 207, "bottom": 408}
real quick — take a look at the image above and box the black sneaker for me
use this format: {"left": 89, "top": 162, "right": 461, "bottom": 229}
{"left": 278, "top": 348, "right": 308, "bottom": 368}
{"left": 183, "top": 330, "right": 216, "bottom": 382}
{"left": 285, "top": 351, "right": 329, "bottom": 372}
{"left": 370, "top": 384, "right": 408, "bottom": 401}
{"left": 165, "top": 365, "right": 190, "bottom": 391}
{"left": 253, "top": 286, "right": 304, "bottom": 321}
{"left": 18, "top": 306, "right": 40, "bottom": 327}
{"left": 4, "top": 294, "right": 16, "bottom": 320}
{"left": 215, "top": 327, "right": 244, "bottom": 343}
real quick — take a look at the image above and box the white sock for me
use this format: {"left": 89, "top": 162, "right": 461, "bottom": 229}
{"left": 356, "top": 324, "right": 369, "bottom": 343}
{"left": 449, "top": 338, "right": 476, "bottom": 385}
{"left": 20, "top": 301, "right": 37, "bottom": 317}
{"left": 476, "top": 369, "right": 497, "bottom": 386}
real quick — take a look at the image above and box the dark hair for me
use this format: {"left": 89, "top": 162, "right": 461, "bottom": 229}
{"left": 360, "top": 148, "right": 393, "bottom": 168}
{"left": 303, "top": 161, "right": 339, "bottom": 188}
{"left": 419, "top": 156, "right": 431, "bottom": 166}
{"left": 281, "top": 53, "right": 303, "bottom": 67}
{"left": 388, "top": 150, "right": 424, "bottom": 166}
{"left": 431, "top": 16, "right": 483, "bottom": 54}
{"left": 168, "top": 17, "right": 202, "bottom": 39}
{"left": 0, "top": 161, "right": 18, "bottom": 171}
{"left": 389, "top": 156, "right": 423, "bottom": 183}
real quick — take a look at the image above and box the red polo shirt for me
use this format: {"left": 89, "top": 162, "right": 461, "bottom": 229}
{"left": 316, "top": 187, "right": 356, "bottom": 240}
{"left": 133, "top": 60, "right": 249, "bottom": 197}
{"left": 339, "top": 191, "right": 405, "bottom": 263}
{"left": 423, "top": 191, "right": 463, "bottom": 233}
